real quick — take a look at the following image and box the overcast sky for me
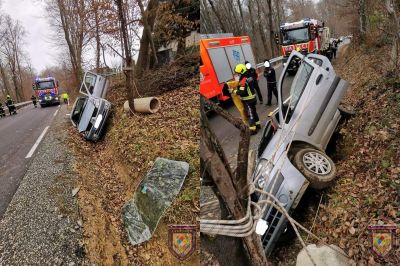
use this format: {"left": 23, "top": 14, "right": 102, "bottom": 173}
{"left": 2, "top": 0, "right": 57, "bottom": 74}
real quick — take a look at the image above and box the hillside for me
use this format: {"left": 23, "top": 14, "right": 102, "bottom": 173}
{"left": 67, "top": 61, "right": 200, "bottom": 264}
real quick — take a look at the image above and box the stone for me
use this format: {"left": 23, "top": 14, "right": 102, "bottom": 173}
{"left": 296, "top": 244, "right": 351, "bottom": 266}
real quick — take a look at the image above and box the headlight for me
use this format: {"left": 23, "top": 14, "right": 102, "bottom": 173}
{"left": 55, "top": 97, "right": 59, "bottom": 100}
{"left": 94, "top": 114, "right": 103, "bottom": 129}
{"left": 253, "top": 159, "right": 273, "bottom": 189}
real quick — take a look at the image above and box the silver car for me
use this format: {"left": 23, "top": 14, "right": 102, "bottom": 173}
{"left": 253, "top": 51, "right": 350, "bottom": 255}
{"left": 70, "top": 71, "right": 111, "bottom": 142}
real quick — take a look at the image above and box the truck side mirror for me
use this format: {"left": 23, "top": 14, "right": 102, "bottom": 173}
{"left": 274, "top": 33, "right": 280, "bottom": 45}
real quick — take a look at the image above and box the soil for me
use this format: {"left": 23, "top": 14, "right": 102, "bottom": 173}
{"left": 68, "top": 81, "right": 200, "bottom": 265}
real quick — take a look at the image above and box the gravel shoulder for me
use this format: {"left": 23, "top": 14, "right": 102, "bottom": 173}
{"left": 0, "top": 105, "right": 83, "bottom": 265}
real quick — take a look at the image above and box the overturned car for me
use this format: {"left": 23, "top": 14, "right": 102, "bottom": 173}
{"left": 253, "top": 51, "right": 352, "bottom": 255}
{"left": 70, "top": 71, "right": 111, "bottom": 142}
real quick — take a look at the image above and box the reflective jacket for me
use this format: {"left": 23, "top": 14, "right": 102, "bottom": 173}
{"left": 234, "top": 75, "right": 256, "bottom": 102}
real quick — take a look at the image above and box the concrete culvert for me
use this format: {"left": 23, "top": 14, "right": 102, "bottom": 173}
{"left": 123, "top": 97, "right": 161, "bottom": 114}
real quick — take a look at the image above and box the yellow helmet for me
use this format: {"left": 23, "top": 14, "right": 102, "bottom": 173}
{"left": 234, "top": 64, "right": 247, "bottom": 74}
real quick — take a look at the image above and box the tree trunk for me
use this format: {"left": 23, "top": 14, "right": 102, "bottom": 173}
{"left": 200, "top": 97, "right": 270, "bottom": 266}
{"left": 207, "top": 0, "right": 227, "bottom": 32}
{"left": 94, "top": 0, "right": 101, "bottom": 72}
{"left": 115, "top": 0, "right": 136, "bottom": 109}
{"left": 135, "top": 0, "right": 159, "bottom": 78}
{"left": 385, "top": 0, "right": 400, "bottom": 68}
{"left": 358, "top": 0, "right": 367, "bottom": 42}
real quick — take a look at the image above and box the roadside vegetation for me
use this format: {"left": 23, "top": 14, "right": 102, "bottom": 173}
{"left": 68, "top": 51, "right": 199, "bottom": 265}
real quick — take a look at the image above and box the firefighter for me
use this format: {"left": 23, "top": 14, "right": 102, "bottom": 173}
{"left": 263, "top": 60, "right": 278, "bottom": 106}
{"left": 244, "top": 61, "right": 263, "bottom": 104}
{"left": 62, "top": 92, "right": 69, "bottom": 104}
{"left": 233, "top": 63, "right": 260, "bottom": 133}
{"left": 223, "top": 82, "right": 247, "bottom": 124}
{"left": 31, "top": 95, "right": 37, "bottom": 108}
{"left": 332, "top": 39, "right": 338, "bottom": 59}
{"left": 5, "top": 95, "right": 16, "bottom": 115}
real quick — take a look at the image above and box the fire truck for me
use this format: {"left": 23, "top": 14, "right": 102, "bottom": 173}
{"left": 200, "top": 34, "right": 257, "bottom": 103}
{"left": 32, "top": 76, "right": 61, "bottom": 107}
{"left": 278, "top": 18, "right": 331, "bottom": 74}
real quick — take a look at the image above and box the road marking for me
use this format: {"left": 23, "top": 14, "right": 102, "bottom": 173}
{"left": 53, "top": 109, "right": 59, "bottom": 117}
{"left": 25, "top": 126, "right": 50, "bottom": 159}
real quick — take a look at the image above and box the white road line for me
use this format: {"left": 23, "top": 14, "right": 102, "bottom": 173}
{"left": 53, "top": 109, "right": 59, "bottom": 117}
{"left": 25, "top": 126, "right": 50, "bottom": 159}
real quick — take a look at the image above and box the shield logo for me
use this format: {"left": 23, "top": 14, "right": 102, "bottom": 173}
{"left": 168, "top": 225, "right": 196, "bottom": 260}
{"left": 368, "top": 225, "right": 397, "bottom": 258}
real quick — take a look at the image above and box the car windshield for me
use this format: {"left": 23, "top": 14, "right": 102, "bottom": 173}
{"left": 71, "top": 97, "right": 87, "bottom": 124}
{"left": 36, "top": 81, "right": 55, "bottom": 89}
{"left": 281, "top": 57, "right": 314, "bottom": 124}
{"left": 282, "top": 28, "right": 309, "bottom": 45}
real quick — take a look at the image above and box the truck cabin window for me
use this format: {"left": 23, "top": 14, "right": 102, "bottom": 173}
{"left": 281, "top": 56, "right": 313, "bottom": 123}
{"left": 282, "top": 28, "right": 309, "bottom": 45}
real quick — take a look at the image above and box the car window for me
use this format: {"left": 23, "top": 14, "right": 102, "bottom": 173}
{"left": 85, "top": 73, "right": 97, "bottom": 94}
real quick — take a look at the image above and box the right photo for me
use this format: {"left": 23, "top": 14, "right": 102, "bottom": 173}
{"left": 200, "top": 0, "right": 400, "bottom": 265}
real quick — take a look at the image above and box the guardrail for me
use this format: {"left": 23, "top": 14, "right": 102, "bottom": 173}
{"left": 256, "top": 56, "right": 283, "bottom": 69}
{"left": 15, "top": 101, "right": 32, "bottom": 109}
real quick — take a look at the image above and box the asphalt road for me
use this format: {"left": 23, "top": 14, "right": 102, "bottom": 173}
{"left": 208, "top": 64, "right": 290, "bottom": 166}
{"left": 0, "top": 103, "right": 60, "bottom": 218}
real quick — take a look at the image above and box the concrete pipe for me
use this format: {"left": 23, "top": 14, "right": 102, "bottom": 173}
{"left": 123, "top": 97, "right": 161, "bottom": 114}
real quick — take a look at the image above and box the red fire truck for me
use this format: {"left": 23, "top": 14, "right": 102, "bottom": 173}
{"left": 200, "top": 35, "right": 257, "bottom": 103}
{"left": 278, "top": 18, "right": 331, "bottom": 74}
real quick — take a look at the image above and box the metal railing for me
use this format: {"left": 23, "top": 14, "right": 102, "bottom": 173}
{"left": 15, "top": 101, "right": 32, "bottom": 109}
{"left": 256, "top": 56, "right": 283, "bottom": 69}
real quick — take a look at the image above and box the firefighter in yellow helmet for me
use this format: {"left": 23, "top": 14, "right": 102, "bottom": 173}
{"left": 232, "top": 63, "right": 260, "bottom": 134}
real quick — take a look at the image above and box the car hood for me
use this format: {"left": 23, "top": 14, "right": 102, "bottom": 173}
{"left": 259, "top": 127, "right": 292, "bottom": 166}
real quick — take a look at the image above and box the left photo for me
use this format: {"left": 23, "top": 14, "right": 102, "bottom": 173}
{"left": 0, "top": 1, "right": 200, "bottom": 265}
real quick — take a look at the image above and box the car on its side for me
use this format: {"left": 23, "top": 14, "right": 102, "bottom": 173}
{"left": 70, "top": 71, "right": 111, "bottom": 142}
{"left": 252, "top": 51, "right": 352, "bottom": 256}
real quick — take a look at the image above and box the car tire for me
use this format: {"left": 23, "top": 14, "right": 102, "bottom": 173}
{"left": 338, "top": 104, "right": 355, "bottom": 117}
{"left": 40, "top": 105, "right": 45, "bottom": 108}
{"left": 293, "top": 148, "right": 336, "bottom": 190}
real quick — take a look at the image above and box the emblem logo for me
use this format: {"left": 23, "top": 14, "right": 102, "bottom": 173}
{"left": 168, "top": 224, "right": 196, "bottom": 261}
{"left": 368, "top": 225, "right": 397, "bottom": 258}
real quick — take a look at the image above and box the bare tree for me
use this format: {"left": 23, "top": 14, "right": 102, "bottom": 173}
{"left": 135, "top": 0, "right": 159, "bottom": 78}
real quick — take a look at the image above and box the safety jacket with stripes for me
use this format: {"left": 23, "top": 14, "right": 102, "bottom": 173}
{"left": 234, "top": 76, "right": 256, "bottom": 102}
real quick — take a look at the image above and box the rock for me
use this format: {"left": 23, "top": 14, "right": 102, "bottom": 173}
{"left": 72, "top": 187, "right": 80, "bottom": 197}
{"left": 77, "top": 219, "right": 83, "bottom": 227}
{"left": 296, "top": 244, "right": 351, "bottom": 266}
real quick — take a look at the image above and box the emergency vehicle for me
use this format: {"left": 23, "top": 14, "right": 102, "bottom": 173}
{"left": 278, "top": 18, "right": 331, "bottom": 74}
{"left": 33, "top": 76, "right": 61, "bottom": 107}
{"left": 200, "top": 35, "right": 257, "bottom": 103}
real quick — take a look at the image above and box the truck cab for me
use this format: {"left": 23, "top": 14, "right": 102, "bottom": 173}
{"left": 33, "top": 77, "right": 61, "bottom": 107}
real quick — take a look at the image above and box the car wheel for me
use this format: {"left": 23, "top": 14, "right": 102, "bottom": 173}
{"left": 293, "top": 148, "right": 336, "bottom": 190}
{"left": 338, "top": 104, "right": 355, "bottom": 117}
{"left": 40, "top": 105, "right": 45, "bottom": 108}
